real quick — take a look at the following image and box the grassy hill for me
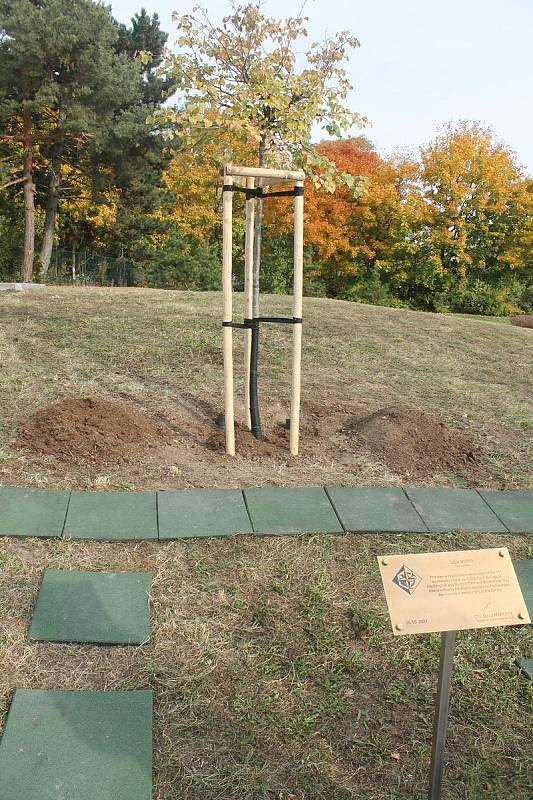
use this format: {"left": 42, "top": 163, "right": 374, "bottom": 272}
{"left": 0, "top": 287, "right": 532, "bottom": 800}
{"left": 0, "top": 286, "right": 531, "bottom": 491}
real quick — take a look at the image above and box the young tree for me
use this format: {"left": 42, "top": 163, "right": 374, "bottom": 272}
{"left": 158, "top": 2, "right": 365, "bottom": 437}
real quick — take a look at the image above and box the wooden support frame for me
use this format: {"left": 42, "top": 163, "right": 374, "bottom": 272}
{"left": 290, "top": 179, "right": 304, "bottom": 456}
{"left": 222, "top": 174, "right": 235, "bottom": 456}
{"left": 221, "top": 165, "right": 305, "bottom": 457}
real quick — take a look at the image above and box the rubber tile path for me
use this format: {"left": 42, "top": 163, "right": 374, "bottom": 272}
{"left": 0, "top": 689, "right": 152, "bottom": 800}
{"left": 478, "top": 490, "right": 533, "bottom": 534}
{"left": 64, "top": 490, "right": 158, "bottom": 540}
{"left": 325, "top": 486, "right": 428, "bottom": 533}
{"left": 0, "top": 486, "right": 69, "bottom": 538}
{"left": 0, "top": 485, "right": 531, "bottom": 539}
{"left": 29, "top": 570, "right": 151, "bottom": 645}
{"left": 158, "top": 488, "right": 252, "bottom": 538}
{"left": 514, "top": 560, "right": 533, "bottom": 618}
{"left": 404, "top": 488, "right": 508, "bottom": 533}
{"left": 244, "top": 487, "right": 344, "bottom": 535}
{"left": 516, "top": 659, "right": 533, "bottom": 680}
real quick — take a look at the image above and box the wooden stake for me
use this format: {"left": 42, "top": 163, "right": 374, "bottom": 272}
{"left": 243, "top": 177, "right": 255, "bottom": 429}
{"left": 222, "top": 176, "right": 235, "bottom": 455}
{"left": 223, "top": 164, "right": 305, "bottom": 182}
{"left": 290, "top": 180, "right": 304, "bottom": 456}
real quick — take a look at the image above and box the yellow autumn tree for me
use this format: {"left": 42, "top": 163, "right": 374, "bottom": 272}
{"left": 163, "top": 129, "right": 254, "bottom": 242}
{"left": 419, "top": 121, "right": 532, "bottom": 284}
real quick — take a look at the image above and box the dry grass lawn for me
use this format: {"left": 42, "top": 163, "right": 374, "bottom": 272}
{"left": 0, "top": 287, "right": 532, "bottom": 799}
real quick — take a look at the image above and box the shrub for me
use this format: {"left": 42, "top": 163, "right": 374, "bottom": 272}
{"left": 339, "top": 272, "right": 407, "bottom": 308}
{"left": 434, "top": 278, "right": 527, "bottom": 317}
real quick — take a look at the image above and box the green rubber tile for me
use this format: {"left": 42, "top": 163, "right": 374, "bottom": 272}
{"left": 0, "top": 689, "right": 152, "bottom": 800}
{"left": 29, "top": 570, "right": 151, "bottom": 644}
{"left": 478, "top": 490, "right": 533, "bottom": 534}
{"left": 513, "top": 560, "right": 533, "bottom": 618}
{"left": 404, "top": 488, "right": 508, "bottom": 533}
{"left": 516, "top": 659, "right": 533, "bottom": 680}
{"left": 244, "top": 487, "right": 343, "bottom": 535}
{"left": 63, "top": 491, "right": 157, "bottom": 540}
{"left": 158, "top": 488, "right": 251, "bottom": 539}
{"left": 326, "top": 487, "right": 427, "bottom": 533}
{"left": 0, "top": 486, "right": 69, "bottom": 538}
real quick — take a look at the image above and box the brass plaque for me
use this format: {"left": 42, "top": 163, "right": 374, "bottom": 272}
{"left": 377, "top": 547, "right": 530, "bottom": 636}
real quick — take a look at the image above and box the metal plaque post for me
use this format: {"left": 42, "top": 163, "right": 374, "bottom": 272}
{"left": 428, "top": 630, "right": 456, "bottom": 800}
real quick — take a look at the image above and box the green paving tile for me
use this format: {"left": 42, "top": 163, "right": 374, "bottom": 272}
{"left": 0, "top": 486, "right": 69, "bottom": 538}
{"left": 326, "top": 486, "right": 427, "bottom": 533}
{"left": 244, "top": 487, "right": 344, "bottom": 535}
{"left": 478, "top": 490, "right": 533, "bottom": 534}
{"left": 513, "top": 560, "right": 533, "bottom": 618}
{"left": 404, "top": 488, "right": 508, "bottom": 533}
{"left": 63, "top": 491, "right": 157, "bottom": 540}
{"left": 516, "top": 659, "right": 533, "bottom": 680}
{"left": 29, "top": 570, "right": 151, "bottom": 644}
{"left": 158, "top": 488, "right": 252, "bottom": 539}
{"left": 0, "top": 689, "right": 152, "bottom": 800}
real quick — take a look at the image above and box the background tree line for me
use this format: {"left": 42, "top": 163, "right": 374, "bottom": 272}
{"left": 1, "top": 1, "right": 531, "bottom": 315}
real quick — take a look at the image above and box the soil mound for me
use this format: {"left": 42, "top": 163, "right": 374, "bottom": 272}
{"left": 206, "top": 422, "right": 285, "bottom": 457}
{"left": 511, "top": 315, "right": 533, "bottom": 329}
{"left": 15, "top": 396, "right": 173, "bottom": 463}
{"left": 347, "top": 406, "right": 484, "bottom": 477}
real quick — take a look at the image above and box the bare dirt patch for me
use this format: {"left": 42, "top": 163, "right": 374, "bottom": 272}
{"left": 511, "top": 315, "right": 533, "bottom": 329}
{"left": 14, "top": 396, "right": 175, "bottom": 464}
{"left": 12, "top": 395, "right": 486, "bottom": 484}
{"left": 345, "top": 405, "right": 485, "bottom": 478}
{"left": 205, "top": 410, "right": 321, "bottom": 459}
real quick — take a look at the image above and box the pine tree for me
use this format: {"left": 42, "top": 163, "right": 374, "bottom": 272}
{"left": 0, "top": 0, "right": 151, "bottom": 279}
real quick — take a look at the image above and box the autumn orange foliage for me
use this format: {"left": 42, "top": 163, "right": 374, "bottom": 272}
{"left": 265, "top": 137, "right": 383, "bottom": 278}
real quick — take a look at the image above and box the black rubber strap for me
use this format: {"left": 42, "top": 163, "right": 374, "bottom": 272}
{"left": 257, "top": 189, "right": 303, "bottom": 199}
{"left": 222, "top": 184, "right": 248, "bottom": 194}
{"left": 258, "top": 316, "right": 296, "bottom": 324}
{"left": 246, "top": 317, "right": 303, "bottom": 325}
{"left": 244, "top": 186, "right": 304, "bottom": 200}
{"left": 225, "top": 317, "right": 303, "bottom": 329}
{"left": 222, "top": 321, "right": 248, "bottom": 328}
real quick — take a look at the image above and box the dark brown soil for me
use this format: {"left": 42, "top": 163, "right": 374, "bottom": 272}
{"left": 206, "top": 423, "right": 285, "bottom": 457}
{"left": 205, "top": 409, "right": 322, "bottom": 459}
{"left": 511, "top": 315, "right": 533, "bottom": 329}
{"left": 14, "top": 396, "right": 175, "bottom": 463}
{"left": 345, "top": 405, "right": 485, "bottom": 478}
{"left": 13, "top": 395, "right": 486, "bottom": 483}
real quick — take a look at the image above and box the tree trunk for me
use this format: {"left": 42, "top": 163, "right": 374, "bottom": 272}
{"left": 252, "top": 137, "right": 266, "bottom": 315}
{"left": 21, "top": 109, "right": 35, "bottom": 283}
{"left": 249, "top": 136, "right": 266, "bottom": 440}
{"left": 39, "top": 144, "right": 63, "bottom": 279}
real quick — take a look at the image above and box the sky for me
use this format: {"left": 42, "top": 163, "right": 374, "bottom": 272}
{"left": 111, "top": 0, "right": 533, "bottom": 173}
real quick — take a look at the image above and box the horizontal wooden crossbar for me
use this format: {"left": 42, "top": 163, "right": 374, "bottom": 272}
{"left": 221, "top": 164, "right": 305, "bottom": 185}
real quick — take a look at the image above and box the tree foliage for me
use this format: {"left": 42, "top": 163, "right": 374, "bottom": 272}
{"left": 0, "top": 2, "right": 531, "bottom": 315}
{"left": 419, "top": 121, "right": 532, "bottom": 280}
{"left": 156, "top": 2, "right": 365, "bottom": 189}
{"left": 0, "top": 0, "right": 173, "bottom": 278}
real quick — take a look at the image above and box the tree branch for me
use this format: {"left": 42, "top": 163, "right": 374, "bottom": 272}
{"left": 1, "top": 176, "right": 26, "bottom": 190}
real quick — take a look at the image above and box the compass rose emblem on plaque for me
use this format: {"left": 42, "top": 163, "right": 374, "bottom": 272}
{"left": 392, "top": 565, "right": 421, "bottom": 595}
